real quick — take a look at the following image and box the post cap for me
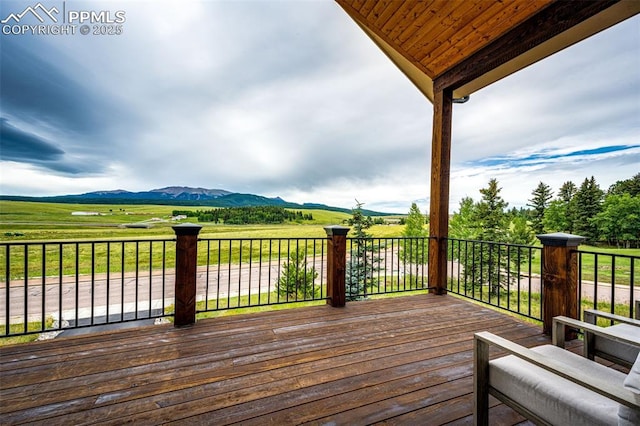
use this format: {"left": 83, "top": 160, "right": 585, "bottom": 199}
{"left": 172, "top": 223, "right": 203, "bottom": 236}
{"left": 536, "top": 232, "right": 585, "bottom": 247}
{"left": 324, "top": 225, "right": 350, "bottom": 236}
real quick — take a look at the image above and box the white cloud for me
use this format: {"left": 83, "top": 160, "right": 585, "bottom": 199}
{"left": 0, "top": 1, "right": 638, "bottom": 214}
{"left": 0, "top": 161, "right": 136, "bottom": 195}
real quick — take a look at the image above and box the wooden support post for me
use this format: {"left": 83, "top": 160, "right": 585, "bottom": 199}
{"left": 537, "top": 232, "right": 585, "bottom": 337}
{"left": 428, "top": 87, "right": 453, "bottom": 295}
{"left": 173, "top": 223, "right": 202, "bottom": 327}
{"left": 325, "top": 225, "right": 350, "bottom": 307}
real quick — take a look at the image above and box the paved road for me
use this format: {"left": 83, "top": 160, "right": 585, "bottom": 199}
{"left": 1, "top": 257, "right": 637, "bottom": 325}
{"left": 0, "top": 261, "right": 292, "bottom": 325}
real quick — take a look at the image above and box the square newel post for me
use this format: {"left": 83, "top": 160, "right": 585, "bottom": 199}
{"left": 537, "top": 232, "right": 585, "bottom": 337}
{"left": 172, "top": 223, "right": 202, "bottom": 327}
{"left": 324, "top": 225, "right": 350, "bottom": 308}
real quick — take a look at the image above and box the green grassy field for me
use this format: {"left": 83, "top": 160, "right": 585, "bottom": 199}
{"left": 0, "top": 201, "right": 406, "bottom": 279}
{"left": 528, "top": 245, "right": 640, "bottom": 286}
{"left": 0, "top": 200, "right": 374, "bottom": 240}
{"left": 2, "top": 200, "right": 636, "bottom": 283}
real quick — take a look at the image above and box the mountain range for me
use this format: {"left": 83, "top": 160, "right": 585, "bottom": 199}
{"left": 1, "top": 186, "right": 391, "bottom": 216}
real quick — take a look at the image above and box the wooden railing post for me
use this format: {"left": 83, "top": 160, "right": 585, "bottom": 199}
{"left": 325, "top": 225, "right": 350, "bottom": 307}
{"left": 537, "top": 232, "right": 585, "bottom": 337}
{"left": 173, "top": 223, "right": 202, "bottom": 327}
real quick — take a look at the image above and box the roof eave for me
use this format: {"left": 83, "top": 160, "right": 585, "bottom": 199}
{"left": 455, "top": 0, "right": 640, "bottom": 99}
{"left": 355, "top": 21, "right": 435, "bottom": 103}
{"left": 340, "top": 0, "right": 640, "bottom": 104}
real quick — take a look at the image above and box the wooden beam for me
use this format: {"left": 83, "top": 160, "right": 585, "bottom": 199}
{"left": 434, "top": 0, "right": 619, "bottom": 93}
{"left": 428, "top": 87, "right": 453, "bottom": 295}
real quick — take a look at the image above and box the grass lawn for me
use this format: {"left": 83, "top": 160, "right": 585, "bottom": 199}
{"left": 0, "top": 200, "right": 362, "bottom": 241}
{"left": 0, "top": 200, "right": 407, "bottom": 280}
{"left": 527, "top": 245, "right": 640, "bottom": 286}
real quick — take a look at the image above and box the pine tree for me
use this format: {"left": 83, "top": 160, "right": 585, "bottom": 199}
{"left": 572, "top": 176, "right": 604, "bottom": 241}
{"left": 345, "top": 201, "right": 381, "bottom": 300}
{"left": 527, "top": 182, "right": 553, "bottom": 234}
{"left": 459, "top": 179, "right": 512, "bottom": 296}
{"left": 506, "top": 216, "right": 535, "bottom": 245}
{"left": 277, "top": 249, "right": 319, "bottom": 299}
{"left": 476, "top": 178, "right": 508, "bottom": 241}
{"left": 448, "top": 197, "right": 479, "bottom": 286}
{"left": 561, "top": 181, "right": 578, "bottom": 232}
{"left": 558, "top": 181, "right": 577, "bottom": 203}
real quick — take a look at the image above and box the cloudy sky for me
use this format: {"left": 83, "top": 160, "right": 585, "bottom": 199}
{"left": 1, "top": 1, "right": 638, "bottom": 213}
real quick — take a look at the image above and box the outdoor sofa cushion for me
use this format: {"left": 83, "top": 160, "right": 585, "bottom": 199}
{"left": 619, "top": 353, "right": 640, "bottom": 425}
{"left": 490, "top": 344, "right": 636, "bottom": 426}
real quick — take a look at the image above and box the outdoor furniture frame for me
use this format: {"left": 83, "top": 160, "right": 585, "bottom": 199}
{"left": 556, "top": 312, "right": 640, "bottom": 368}
{"left": 474, "top": 329, "right": 640, "bottom": 426}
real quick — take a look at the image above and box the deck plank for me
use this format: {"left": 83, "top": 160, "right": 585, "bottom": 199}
{"left": 0, "top": 294, "right": 581, "bottom": 425}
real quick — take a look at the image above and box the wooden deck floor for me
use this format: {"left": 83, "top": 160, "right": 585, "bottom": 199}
{"left": 0, "top": 294, "right": 578, "bottom": 425}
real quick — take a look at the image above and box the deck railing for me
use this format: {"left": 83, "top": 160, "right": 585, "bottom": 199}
{"left": 196, "top": 237, "right": 328, "bottom": 313}
{"left": 0, "top": 232, "right": 431, "bottom": 337}
{"left": 195, "top": 236, "right": 431, "bottom": 314}
{"left": 445, "top": 238, "right": 542, "bottom": 321}
{"left": 576, "top": 249, "right": 639, "bottom": 319}
{"left": 1, "top": 239, "right": 175, "bottom": 336}
{"left": 2, "top": 227, "right": 638, "bottom": 338}
{"left": 445, "top": 237, "right": 640, "bottom": 324}
{"left": 345, "top": 236, "right": 430, "bottom": 300}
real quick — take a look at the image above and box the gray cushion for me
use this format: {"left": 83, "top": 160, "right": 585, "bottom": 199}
{"left": 624, "top": 352, "right": 640, "bottom": 393}
{"left": 490, "top": 344, "right": 625, "bottom": 426}
{"left": 619, "top": 353, "right": 640, "bottom": 425}
{"left": 594, "top": 323, "right": 640, "bottom": 365}
{"left": 619, "top": 405, "right": 640, "bottom": 426}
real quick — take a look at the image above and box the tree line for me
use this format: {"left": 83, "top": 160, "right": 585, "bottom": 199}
{"left": 528, "top": 173, "right": 639, "bottom": 247}
{"left": 172, "top": 206, "right": 313, "bottom": 224}
{"left": 399, "top": 173, "right": 639, "bottom": 295}
{"left": 446, "top": 173, "right": 639, "bottom": 248}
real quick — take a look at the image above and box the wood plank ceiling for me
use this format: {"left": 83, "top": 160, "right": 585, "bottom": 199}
{"left": 336, "top": 0, "right": 639, "bottom": 294}
{"left": 336, "top": 0, "right": 640, "bottom": 102}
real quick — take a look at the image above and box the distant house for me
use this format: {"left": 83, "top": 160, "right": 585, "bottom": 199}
{"left": 71, "top": 211, "right": 102, "bottom": 216}
{"left": 171, "top": 215, "right": 188, "bottom": 221}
